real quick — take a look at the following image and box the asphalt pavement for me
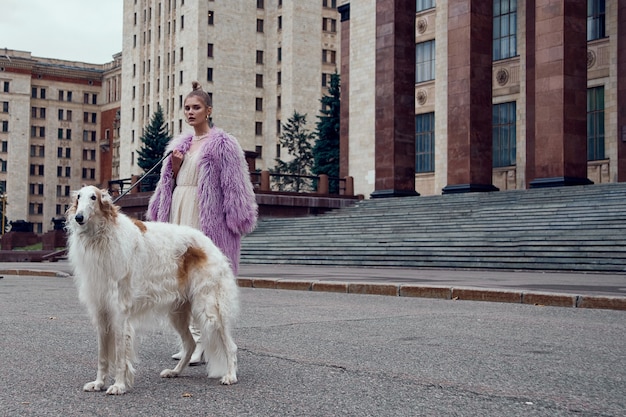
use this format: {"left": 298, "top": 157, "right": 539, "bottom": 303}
{"left": 0, "top": 273, "right": 624, "bottom": 416}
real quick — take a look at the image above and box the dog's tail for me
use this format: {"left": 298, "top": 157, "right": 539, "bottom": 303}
{"left": 196, "top": 273, "right": 239, "bottom": 379}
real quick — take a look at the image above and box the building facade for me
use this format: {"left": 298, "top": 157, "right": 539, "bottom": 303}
{"left": 0, "top": 50, "right": 116, "bottom": 233}
{"left": 119, "top": 0, "right": 340, "bottom": 179}
{"left": 339, "top": 0, "right": 625, "bottom": 197}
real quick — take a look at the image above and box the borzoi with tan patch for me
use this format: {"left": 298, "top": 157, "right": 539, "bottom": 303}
{"left": 66, "top": 185, "right": 239, "bottom": 395}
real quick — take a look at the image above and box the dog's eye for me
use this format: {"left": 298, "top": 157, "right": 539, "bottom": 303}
{"left": 90, "top": 195, "right": 97, "bottom": 200}
{"left": 76, "top": 195, "right": 80, "bottom": 200}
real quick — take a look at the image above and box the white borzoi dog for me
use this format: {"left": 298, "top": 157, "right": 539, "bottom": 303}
{"left": 66, "top": 185, "right": 239, "bottom": 395}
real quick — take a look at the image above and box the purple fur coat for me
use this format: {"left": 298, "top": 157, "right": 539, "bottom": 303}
{"left": 147, "top": 128, "right": 258, "bottom": 274}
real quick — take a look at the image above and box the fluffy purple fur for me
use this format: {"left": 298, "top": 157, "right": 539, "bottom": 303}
{"left": 147, "top": 128, "right": 258, "bottom": 274}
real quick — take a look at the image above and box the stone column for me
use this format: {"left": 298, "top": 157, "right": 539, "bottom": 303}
{"left": 442, "top": 0, "right": 498, "bottom": 194}
{"left": 529, "top": 0, "right": 591, "bottom": 188}
{"left": 371, "top": 0, "right": 418, "bottom": 198}
{"left": 524, "top": 0, "right": 537, "bottom": 187}
{"left": 338, "top": 4, "right": 350, "bottom": 179}
{"left": 617, "top": 0, "right": 626, "bottom": 181}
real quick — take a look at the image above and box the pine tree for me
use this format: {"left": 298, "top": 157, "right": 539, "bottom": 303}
{"left": 312, "top": 72, "right": 340, "bottom": 193}
{"left": 273, "top": 111, "right": 315, "bottom": 192}
{"left": 137, "top": 104, "right": 171, "bottom": 190}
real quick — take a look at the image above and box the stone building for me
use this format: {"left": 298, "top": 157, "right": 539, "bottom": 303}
{"left": 339, "top": 0, "right": 625, "bottom": 197}
{"left": 0, "top": 50, "right": 118, "bottom": 233}
{"left": 118, "top": 0, "right": 341, "bottom": 179}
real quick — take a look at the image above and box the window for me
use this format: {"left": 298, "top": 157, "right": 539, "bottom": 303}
{"left": 208, "top": 10, "right": 214, "bottom": 25}
{"left": 255, "top": 122, "right": 263, "bottom": 136}
{"left": 255, "top": 97, "right": 263, "bottom": 111}
{"left": 256, "top": 74, "right": 263, "bottom": 88}
{"left": 66, "top": 110, "right": 72, "bottom": 121}
{"left": 59, "top": 90, "right": 64, "bottom": 101}
{"left": 207, "top": 68, "right": 213, "bottom": 82}
{"left": 323, "top": 0, "right": 337, "bottom": 8}
{"left": 587, "top": 86, "right": 605, "bottom": 161}
{"left": 82, "top": 168, "right": 96, "bottom": 180}
{"left": 323, "top": 18, "right": 336, "bottom": 33}
{"left": 40, "top": 88, "right": 46, "bottom": 99}
{"left": 2, "top": 121, "right": 8, "bottom": 132}
{"left": 415, "top": 113, "right": 435, "bottom": 173}
{"left": 277, "top": 95, "right": 281, "bottom": 109}
{"left": 322, "top": 73, "right": 331, "bottom": 87}
{"left": 256, "top": 50, "right": 264, "bottom": 64}
{"left": 84, "top": 93, "right": 89, "bottom": 104}
{"left": 32, "top": 87, "right": 37, "bottom": 98}
{"left": 416, "top": 40, "right": 435, "bottom": 83}
{"left": 257, "top": 0, "right": 264, "bottom": 8}
{"left": 277, "top": 71, "right": 281, "bottom": 85}
{"left": 492, "top": 102, "right": 517, "bottom": 167}
{"left": 1, "top": 102, "right": 8, "bottom": 112}
{"left": 67, "top": 91, "right": 72, "bottom": 102}
{"left": 416, "top": 0, "right": 435, "bottom": 12}
{"left": 587, "top": 0, "right": 606, "bottom": 41}
{"left": 91, "top": 94, "right": 97, "bottom": 105}
{"left": 2, "top": 82, "right": 8, "bottom": 93}
{"left": 208, "top": 43, "right": 214, "bottom": 58}
{"left": 322, "top": 49, "right": 336, "bottom": 64}
{"left": 180, "top": 47, "right": 184, "bottom": 61}
{"left": 277, "top": 47, "right": 282, "bottom": 62}
{"left": 493, "top": 0, "right": 517, "bottom": 60}
{"left": 181, "top": 15, "right": 184, "bottom": 29}
{"left": 257, "top": 19, "right": 264, "bottom": 33}
{"left": 278, "top": 16, "right": 282, "bottom": 30}
{"left": 58, "top": 109, "right": 64, "bottom": 121}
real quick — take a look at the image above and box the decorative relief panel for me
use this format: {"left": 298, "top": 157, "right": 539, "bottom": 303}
{"left": 415, "top": 82, "right": 435, "bottom": 112}
{"left": 415, "top": 9, "right": 436, "bottom": 40}
{"left": 492, "top": 58, "right": 520, "bottom": 96}
{"left": 587, "top": 39, "right": 610, "bottom": 79}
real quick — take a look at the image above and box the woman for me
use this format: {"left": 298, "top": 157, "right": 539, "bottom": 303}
{"left": 148, "top": 81, "right": 258, "bottom": 364}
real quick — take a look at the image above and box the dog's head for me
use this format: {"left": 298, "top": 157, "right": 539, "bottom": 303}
{"left": 66, "top": 186, "right": 118, "bottom": 231}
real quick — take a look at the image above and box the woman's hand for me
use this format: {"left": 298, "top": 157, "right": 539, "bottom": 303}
{"left": 172, "top": 150, "right": 184, "bottom": 180}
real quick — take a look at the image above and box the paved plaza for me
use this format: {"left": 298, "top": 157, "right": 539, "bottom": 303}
{"left": 0, "top": 266, "right": 625, "bottom": 416}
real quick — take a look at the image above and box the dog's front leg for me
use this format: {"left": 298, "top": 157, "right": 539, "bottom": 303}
{"left": 83, "top": 319, "right": 110, "bottom": 392}
{"left": 106, "top": 318, "right": 134, "bottom": 395}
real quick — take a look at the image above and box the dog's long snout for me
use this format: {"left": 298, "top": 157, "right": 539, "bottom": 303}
{"left": 74, "top": 213, "right": 84, "bottom": 225}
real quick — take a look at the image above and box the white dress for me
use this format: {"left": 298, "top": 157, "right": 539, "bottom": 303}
{"left": 169, "top": 150, "right": 201, "bottom": 229}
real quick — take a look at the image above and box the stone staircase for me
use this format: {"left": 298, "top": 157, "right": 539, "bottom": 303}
{"left": 240, "top": 183, "right": 626, "bottom": 272}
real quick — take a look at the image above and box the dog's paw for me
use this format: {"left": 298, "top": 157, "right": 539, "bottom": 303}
{"left": 220, "top": 374, "right": 237, "bottom": 385}
{"left": 160, "top": 368, "right": 179, "bottom": 378}
{"left": 105, "top": 384, "right": 127, "bottom": 395}
{"left": 83, "top": 381, "right": 105, "bottom": 392}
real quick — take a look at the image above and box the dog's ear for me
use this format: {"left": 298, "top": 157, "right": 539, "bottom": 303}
{"left": 66, "top": 190, "right": 79, "bottom": 219}
{"left": 97, "top": 187, "right": 119, "bottom": 220}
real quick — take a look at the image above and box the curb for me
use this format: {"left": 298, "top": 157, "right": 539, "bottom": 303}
{"left": 237, "top": 277, "right": 626, "bottom": 312}
{"left": 3, "top": 271, "right": 625, "bottom": 312}
{"left": 0, "top": 269, "right": 70, "bottom": 278}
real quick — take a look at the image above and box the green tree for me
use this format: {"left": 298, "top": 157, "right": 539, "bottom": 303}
{"left": 312, "top": 72, "right": 340, "bottom": 193}
{"left": 273, "top": 111, "right": 315, "bottom": 192}
{"left": 137, "top": 104, "right": 171, "bottom": 190}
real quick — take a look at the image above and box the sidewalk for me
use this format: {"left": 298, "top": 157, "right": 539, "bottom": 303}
{"left": 1, "top": 261, "right": 625, "bottom": 311}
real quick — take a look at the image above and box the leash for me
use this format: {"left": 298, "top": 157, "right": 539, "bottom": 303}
{"left": 112, "top": 150, "right": 173, "bottom": 204}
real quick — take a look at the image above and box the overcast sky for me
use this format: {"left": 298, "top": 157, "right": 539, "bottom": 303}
{"left": 0, "top": 0, "right": 124, "bottom": 64}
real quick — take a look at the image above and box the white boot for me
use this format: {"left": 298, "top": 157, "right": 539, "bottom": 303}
{"left": 172, "top": 324, "right": 205, "bottom": 365}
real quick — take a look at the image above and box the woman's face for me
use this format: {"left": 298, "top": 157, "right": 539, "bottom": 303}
{"left": 184, "top": 96, "right": 212, "bottom": 128}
